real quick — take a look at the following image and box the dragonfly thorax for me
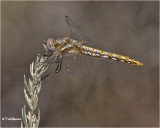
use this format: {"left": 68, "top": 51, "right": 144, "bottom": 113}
{"left": 43, "top": 37, "right": 81, "bottom": 54}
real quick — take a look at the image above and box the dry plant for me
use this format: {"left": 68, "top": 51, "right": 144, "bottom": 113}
{"left": 21, "top": 54, "right": 48, "bottom": 128}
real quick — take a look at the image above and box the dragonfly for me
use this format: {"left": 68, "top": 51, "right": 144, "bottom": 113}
{"left": 42, "top": 15, "right": 143, "bottom": 80}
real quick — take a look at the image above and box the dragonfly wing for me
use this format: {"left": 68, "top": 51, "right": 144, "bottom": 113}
{"left": 68, "top": 53, "right": 95, "bottom": 78}
{"left": 65, "top": 15, "right": 94, "bottom": 47}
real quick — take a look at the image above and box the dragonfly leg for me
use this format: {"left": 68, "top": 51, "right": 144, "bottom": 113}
{"left": 43, "top": 53, "right": 60, "bottom": 66}
{"left": 55, "top": 62, "right": 60, "bottom": 73}
{"left": 41, "top": 72, "right": 53, "bottom": 80}
{"left": 43, "top": 52, "right": 53, "bottom": 58}
{"left": 58, "top": 58, "right": 62, "bottom": 72}
{"left": 55, "top": 56, "right": 62, "bottom": 73}
{"left": 41, "top": 63, "right": 60, "bottom": 80}
{"left": 41, "top": 56, "right": 63, "bottom": 80}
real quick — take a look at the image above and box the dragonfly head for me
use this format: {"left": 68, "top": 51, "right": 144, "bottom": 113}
{"left": 43, "top": 38, "right": 57, "bottom": 52}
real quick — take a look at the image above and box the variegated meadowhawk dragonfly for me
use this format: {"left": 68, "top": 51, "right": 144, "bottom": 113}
{"left": 42, "top": 15, "right": 143, "bottom": 80}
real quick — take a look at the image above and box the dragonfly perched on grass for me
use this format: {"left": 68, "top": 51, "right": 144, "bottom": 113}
{"left": 42, "top": 15, "right": 143, "bottom": 80}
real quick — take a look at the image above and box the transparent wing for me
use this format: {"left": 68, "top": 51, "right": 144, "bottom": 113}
{"left": 65, "top": 15, "right": 94, "bottom": 47}
{"left": 68, "top": 53, "right": 95, "bottom": 78}
{"left": 65, "top": 15, "right": 95, "bottom": 78}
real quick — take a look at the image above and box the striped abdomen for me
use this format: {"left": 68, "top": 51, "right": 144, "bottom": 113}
{"left": 80, "top": 45, "right": 143, "bottom": 66}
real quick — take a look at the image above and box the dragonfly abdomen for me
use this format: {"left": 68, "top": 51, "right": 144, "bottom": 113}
{"left": 81, "top": 45, "right": 143, "bottom": 66}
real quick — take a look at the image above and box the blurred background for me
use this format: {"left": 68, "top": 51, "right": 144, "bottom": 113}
{"left": 1, "top": 1, "right": 159, "bottom": 127}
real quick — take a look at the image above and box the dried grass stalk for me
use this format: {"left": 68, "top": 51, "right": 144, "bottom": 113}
{"left": 21, "top": 54, "right": 48, "bottom": 128}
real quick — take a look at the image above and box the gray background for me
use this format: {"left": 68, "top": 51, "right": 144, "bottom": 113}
{"left": 1, "top": 1, "right": 159, "bottom": 127}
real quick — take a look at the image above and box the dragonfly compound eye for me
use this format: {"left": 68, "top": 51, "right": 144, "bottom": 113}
{"left": 46, "top": 38, "right": 55, "bottom": 51}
